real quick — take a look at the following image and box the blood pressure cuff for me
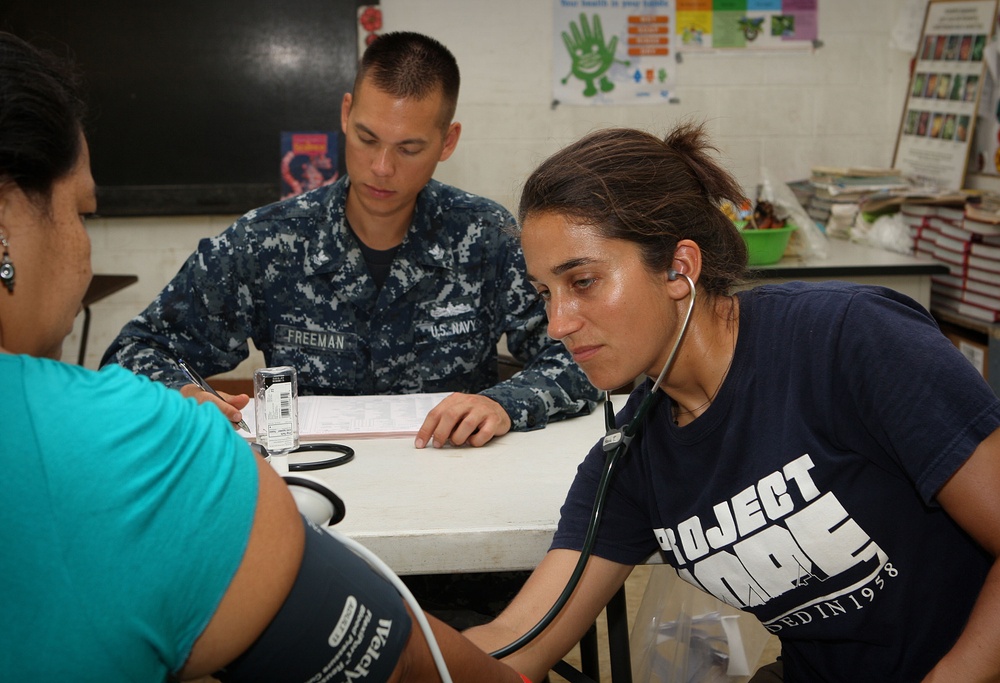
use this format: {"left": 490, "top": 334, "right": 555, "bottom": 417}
{"left": 216, "top": 517, "right": 412, "bottom": 683}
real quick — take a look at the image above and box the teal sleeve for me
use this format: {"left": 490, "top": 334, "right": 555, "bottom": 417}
{"left": 31, "top": 361, "right": 259, "bottom": 676}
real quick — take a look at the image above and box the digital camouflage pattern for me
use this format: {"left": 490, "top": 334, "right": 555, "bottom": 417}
{"left": 102, "top": 177, "right": 600, "bottom": 430}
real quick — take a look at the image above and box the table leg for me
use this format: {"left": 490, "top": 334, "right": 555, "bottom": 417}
{"left": 579, "top": 622, "right": 600, "bottom": 680}
{"left": 78, "top": 305, "right": 92, "bottom": 366}
{"left": 606, "top": 585, "right": 632, "bottom": 683}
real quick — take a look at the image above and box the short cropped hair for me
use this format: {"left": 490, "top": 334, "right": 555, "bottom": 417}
{"left": 354, "top": 31, "right": 460, "bottom": 129}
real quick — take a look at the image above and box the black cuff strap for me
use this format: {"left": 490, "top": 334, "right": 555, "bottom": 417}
{"left": 215, "top": 517, "right": 412, "bottom": 683}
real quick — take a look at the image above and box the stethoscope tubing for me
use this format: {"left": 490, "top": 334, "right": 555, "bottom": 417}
{"left": 490, "top": 274, "right": 696, "bottom": 659}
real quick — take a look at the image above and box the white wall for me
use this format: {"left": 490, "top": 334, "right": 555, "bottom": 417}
{"left": 74, "top": 0, "right": 916, "bottom": 373}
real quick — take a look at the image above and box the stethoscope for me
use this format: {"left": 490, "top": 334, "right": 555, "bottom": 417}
{"left": 254, "top": 441, "right": 355, "bottom": 526}
{"left": 252, "top": 441, "right": 355, "bottom": 471}
{"left": 490, "top": 270, "right": 696, "bottom": 659}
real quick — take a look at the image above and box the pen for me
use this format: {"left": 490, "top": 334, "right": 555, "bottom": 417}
{"left": 178, "top": 358, "right": 250, "bottom": 432}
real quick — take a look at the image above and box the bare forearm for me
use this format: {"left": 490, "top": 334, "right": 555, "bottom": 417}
{"left": 463, "top": 551, "right": 634, "bottom": 682}
{"left": 464, "top": 614, "right": 559, "bottom": 683}
{"left": 463, "top": 619, "right": 522, "bottom": 659}
{"left": 396, "top": 611, "right": 522, "bottom": 683}
{"left": 923, "top": 558, "right": 1000, "bottom": 682}
{"left": 928, "top": 428, "right": 1000, "bottom": 681}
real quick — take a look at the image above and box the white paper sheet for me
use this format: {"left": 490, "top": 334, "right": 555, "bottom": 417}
{"left": 241, "top": 392, "right": 452, "bottom": 439}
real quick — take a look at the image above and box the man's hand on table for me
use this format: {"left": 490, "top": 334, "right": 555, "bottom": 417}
{"left": 414, "top": 393, "right": 512, "bottom": 448}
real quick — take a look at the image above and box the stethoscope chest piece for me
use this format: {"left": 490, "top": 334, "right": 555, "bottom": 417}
{"left": 601, "top": 428, "right": 633, "bottom": 453}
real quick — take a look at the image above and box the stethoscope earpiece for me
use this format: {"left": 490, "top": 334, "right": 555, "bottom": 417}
{"left": 492, "top": 267, "right": 697, "bottom": 660}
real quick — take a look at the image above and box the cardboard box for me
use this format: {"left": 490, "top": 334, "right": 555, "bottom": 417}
{"left": 941, "top": 324, "right": 989, "bottom": 380}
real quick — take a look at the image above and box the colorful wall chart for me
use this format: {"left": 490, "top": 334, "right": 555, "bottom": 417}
{"left": 553, "top": 0, "right": 817, "bottom": 105}
{"left": 676, "top": 0, "right": 817, "bottom": 50}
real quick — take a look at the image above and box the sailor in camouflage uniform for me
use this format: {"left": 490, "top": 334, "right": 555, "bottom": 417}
{"left": 101, "top": 175, "right": 598, "bottom": 432}
{"left": 102, "top": 32, "right": 599, "bottom": 449}
{"left": 103, "top": 28, "right": 602, "bottom": 632}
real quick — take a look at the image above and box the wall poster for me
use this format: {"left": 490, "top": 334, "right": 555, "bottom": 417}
{"left": 553, "top": 1, "right": 677, "bottom": 105}
{"left": 675, "top": 0, "right": 818, "bottom": 51}
{"left": 280, "top": 132, "right": 339, "bottom": 200}
{"left": 552, "top": 0, "right": 819, "bottom": 106}
{"left": 893, "top": 0, "right": 999, "bottom": 190}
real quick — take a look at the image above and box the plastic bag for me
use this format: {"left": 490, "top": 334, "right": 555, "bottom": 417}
{"left": 863, "top": 213, "right": 914, "bottom": 255}
{"left": 757, "top": 167, "right": 829, "bottom": 260}
{"left": 630, "top": 566, "right": 772, "bottom": 683}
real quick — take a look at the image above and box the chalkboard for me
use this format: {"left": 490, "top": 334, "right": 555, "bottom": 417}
{"left": 2, "top": 1, "right": 358, "bottom": 216}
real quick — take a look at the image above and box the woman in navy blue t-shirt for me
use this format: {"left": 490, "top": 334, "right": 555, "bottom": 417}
{"left": 466, "top": 124, "right": 1000, "bottom": 682}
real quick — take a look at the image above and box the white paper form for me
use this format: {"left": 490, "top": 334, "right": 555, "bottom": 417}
{"left": 241, "top": 392, "right": 452, "bottom": 439}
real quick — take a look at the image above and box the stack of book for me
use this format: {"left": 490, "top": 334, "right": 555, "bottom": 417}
{"left": 901, "top": 203, "right": 942, "bottom": 260}
{"left": 807, "top": 166, "right": 909, "bottom": 226}
{"left": 899, "top": 201, "right": 965, "bottom": 260}
{"left": 927, "top": 198, "right": 1000, "bottom": 322}
{"left": 786, "top": 179, "right": 815, "bottom": 211}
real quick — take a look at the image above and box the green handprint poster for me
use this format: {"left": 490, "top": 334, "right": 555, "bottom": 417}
{"left": 553, "top": 1, "right": 676, "bottom": 105}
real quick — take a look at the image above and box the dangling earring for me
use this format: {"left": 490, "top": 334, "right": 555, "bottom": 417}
{"left": 0, "top": 229, "right": 15, "bottom": 294}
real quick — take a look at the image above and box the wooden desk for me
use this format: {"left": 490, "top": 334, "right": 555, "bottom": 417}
{"left": 746, "top": 237, "right": 948, "bottom": 309}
